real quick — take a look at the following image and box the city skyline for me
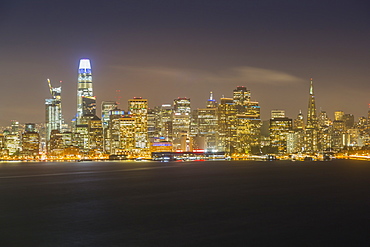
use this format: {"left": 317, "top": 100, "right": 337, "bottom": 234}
{"left": 0, "top": 54, "right": 368, "bottom": 160}
{"left": 1, "top": 1, "right": 370, "bottom": 126}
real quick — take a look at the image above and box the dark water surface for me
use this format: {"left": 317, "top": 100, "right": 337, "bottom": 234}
{"left": 0, "top": 160, "right": 369, "bottom": 246}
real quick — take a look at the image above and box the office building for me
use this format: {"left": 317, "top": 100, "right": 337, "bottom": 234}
{"left": 269, "top": 117, "right": 293, "bottom": 153}
{"left": 128, "top": 97, "right": 149, "bottom": 150}
{"left": 172, "top": 97, "right": 191, "bottom": 150}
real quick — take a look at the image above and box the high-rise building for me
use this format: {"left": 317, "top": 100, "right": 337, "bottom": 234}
{"left": 0, "top": 133, "right": 6, "bottom": 157}
{"left": 147, "top": 108, "right": 158, "bottom": 139}
{"left": 343, "top": 113, "right": 354, "bottom": 129}
{"left": 206, "top": 92, "right": 217, "bottom": 108}
{"left": 128, "top": 97, "right": 149, "bottom": 151}
{"left": 118, "top": 115, "right": 136, "bottom": 153}
{"left": 11, "top": 120, "right": 20, "bottom": 135}
{"left": 331, "top": 120, "right": 345, "bottom": 151}
{"left": 218, "top": 86, "right": 261, "bottom": 154}
{"left": 234, "top": 86, "right": 261, "bottom": 154}
{"left": 318, "top": 110, "right": 332, "bottom": 151}
{"left": 101, "top": 101, "right": 117, "bottom": 129}
{"left": 108, "top": 112, "right": 136, "bottom": 156}
{"left": 218, "top": 97, "right": 236, "bottom": 153}
{"left": 156, "top": 104, "right": 173, "bottom": 141}
{"left": 294, "top": 110, "right": 304, "bottom": 130}
{"left": 4, "top": 120, "right": 21, "bottom": 155}
{"left": 290, "top": 110, "right": 306, "bottom": 153}
{"left": 76, "top": 59, "right": 95, "bottom": 121}
{"left": 305, "top": 78, "right": 318, "bottom": 153}
{"left": 101, "top": 101, "right": 117, "bottom": 153}
{"left": 269, "top": 117, "right": 293, "bottom": 154}
{"left": 108, "top": 110, "right": 126, "bottom": 154}
{"left": 45, "top": 79, "right": 63, "bottom": 143}
{"left": 21, "top": 123, "right": 40, "bottom": 157}
{"left": 192, "top": 92, "right": 219, "bottom": 151}
{"left": 356, "top": 116, "right": 367, "bottom": 135}
{"left": 334, "top": 111, "right": 344, "bottom": 121}
{"left": 88, "top": 116, "right": 103, "bottom": 154}
{"left": 306, "top": 78, "right": 318, "bottom": 129}
{"left": 4, "top": 132, "right": 19, "bottom": 156}
{"left": 318, "top": 110, "right": 330, "bottom": 127}
{"left": 172, "top": 97, "right": 191, "bottom": 150}
{"left": 344, "top": 128, "right": 363, "bottom": 147}
{"left": 233, "top": 86, "right": 251, "bottom": 108}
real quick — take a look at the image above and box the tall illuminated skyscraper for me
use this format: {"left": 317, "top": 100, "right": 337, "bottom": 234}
{"left": 45, "top": 79, "right": 63, "bottom": 142}
{"left": 305, "top": 78, "right": 318, "bottom": 153}
{"left": 306, "top": 78, "right": 318, "bottom": 129}
{"left": 77, "top": 58, "right": 95, "bottom": 120}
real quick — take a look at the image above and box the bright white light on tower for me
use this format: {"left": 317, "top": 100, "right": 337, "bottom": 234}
{"left": 79, "top": 59, "right": 91, "bottom": 70}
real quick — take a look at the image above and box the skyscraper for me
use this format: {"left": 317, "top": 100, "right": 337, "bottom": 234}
{"left": 192, "top": 92, "right": 218, "bottom": 151}
{"left": 101, "top": 101, "right": 118, "bottom": 153}
{"left": 77, "top": 59, "right": 95, "bottom": 120}
{"left": 269, "top": 116, "right": 293, "bottom": 154}
{"left": 306, "top": 78, "right": 318, "bottom": 129}
{"left": 101, "top": 101, "right": 117, "bottom": 129}
{"left": 156, "top": 104, "right": 173, "bottom": 141}
{"left": 128, "top": 97, "right": 149, "bottom": 150}
{"left": 294, "top": 110, "right": 304, "bottom": 130}
{"left": 45, "top": 79, "right": 63, "bottom": 142}
{"left": 172, "top": 97, "right": 191, "bottom": 150}
{"left": 217, "top": 86, "right": 261, "bottom": 154}
{"left": 305, "top": 78, "right": 318, "bottom": 153}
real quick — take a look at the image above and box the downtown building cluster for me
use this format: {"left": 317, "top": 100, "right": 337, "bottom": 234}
{"left": 0, "top": 59, "right": 369, "bottom": 160}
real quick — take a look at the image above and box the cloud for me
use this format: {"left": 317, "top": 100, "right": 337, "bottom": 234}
{"left": 211, "top": 66, "right": 304, "bottom": 85}
{"left": 112, "top": 65, "right": 304, "bottom": 86}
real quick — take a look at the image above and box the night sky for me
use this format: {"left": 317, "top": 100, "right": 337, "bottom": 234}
{"left": 0, "top": 0, "right": 369, "bottom": 126}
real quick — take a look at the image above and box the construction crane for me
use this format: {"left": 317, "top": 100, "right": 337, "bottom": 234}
{"left": 47, "top": 78, "right": 53, "bottom": 96}
{"left": 47, "top": 79, "right": 62, "bottom": 98}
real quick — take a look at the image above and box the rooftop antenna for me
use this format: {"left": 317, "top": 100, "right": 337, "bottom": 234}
{"left": 209, "top": 91, "right": 213, "bottom": 100}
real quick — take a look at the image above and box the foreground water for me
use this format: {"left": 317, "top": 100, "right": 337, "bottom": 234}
{"left": 0, "top": 160, "right": 369, "bottom": 246}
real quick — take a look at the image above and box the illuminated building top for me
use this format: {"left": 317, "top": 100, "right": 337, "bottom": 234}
{"left": 78, "top": 58, "right": 92, "bottom": 83}
{"left": 79, "top": 59, "right": 91, "bottom": 74}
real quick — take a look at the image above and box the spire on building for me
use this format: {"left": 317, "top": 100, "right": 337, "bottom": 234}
{"left": 206, "top": 91, "right": 217, "bottom": 108}
{"left": 309, "top": 78, "right": 314, "bottom": 95}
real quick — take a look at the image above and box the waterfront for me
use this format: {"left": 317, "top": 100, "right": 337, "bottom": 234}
{"left": 0, "top": 160, "right": 369, "bottom": 246}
